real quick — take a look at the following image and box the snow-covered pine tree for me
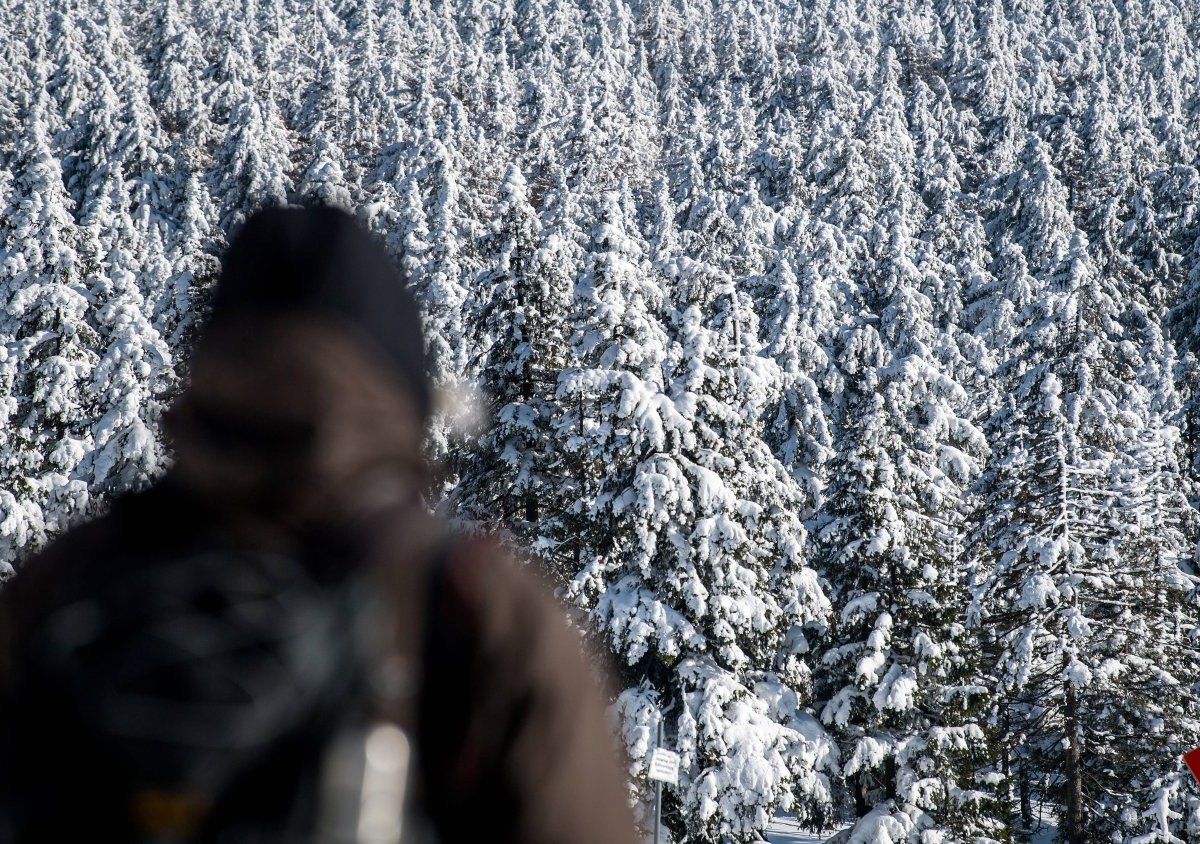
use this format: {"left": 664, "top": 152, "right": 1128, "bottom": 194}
{"left": 453, "top": 163, "right": 571, "bottom": 559}
{"left": 212, "top": 93, "right": 294, "bottom": 233}
{"left": 660, "top": 252, "right": 833, "bottom": 842}
{"left": 524, "top": 172, "right": 587, "bottom": 580}
{"left": 971, "top": 136, "right": 1200, "bottom": 840}
{"left": 70, "top": 70, "right": 173, "bottom": 500}
{"left": 812, "top": 214, "right": 995, "bottom": 840}
{"left": 560, "top": 181, "right": 833, "bottom": 841}
{"left": 147, "top": 0, "right": 214, "bottom": 148}
{"left": 1099, "top": 219, "right": 1200, "bottom": 838}
{"left": 559, "top": 187, "right": 674, "bottom": 592}
{"left": 294, "top": 4, "right": 352, "bottom": 212}
{"left": 0, "top": 89, "right": 97, "bottom": 565}
{"left": 344, "top": 0, "right": 401, "bottom": 179}
{"left": 1102, "top": 409, "right": 1200, "bottom": 840}
{"left": 954, "top": 0, "right": 1023, "bottom": 175}
{"left": 148, "top": 4, "right": 218, "bottom": 327}
{"left": 413, "top": 127, "right": 477, "bottom": 382}
{"left": 759, "top": 239, "right": 835, "bottom": 507}
{"left": 0, "top": 69, "right": 22, "bottom": 175}
{"left": 204, "top": 5, "right": 294, "bottom": 235}
{"left": 43, "top": 5, "right": 94, "bottom": 153}
{"left": 158, "top": 169, "right": 219, "bottom": 348}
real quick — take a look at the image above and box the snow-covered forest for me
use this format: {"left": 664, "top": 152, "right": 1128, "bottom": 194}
{"left": 4, "top": 0, "right": 1200, "bottom": 840}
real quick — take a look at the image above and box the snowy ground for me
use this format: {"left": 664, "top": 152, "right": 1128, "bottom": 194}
{"left": 1028, "top": 808, "right": 1059, "bottom": 844}
{"left": 1030, "top": 826, "right": 1058, "bottom": 844}
{"left": 764, "top": 813, "right": 1059, "bottom": 843}
{"left": 765, "top": 815, "right": 848, "bottom": 843}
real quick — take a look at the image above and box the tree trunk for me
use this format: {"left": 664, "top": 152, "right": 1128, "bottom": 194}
{"left": 854, "top": 774, "right": 869, "bottom": 818}
{"left": 1018, "top": 758, "right": 1032, "bottom": 831}
{"left": 1064, "top": 681, "right": 1085, "bottom": 843}
{"left": 1000, "top": 742, "right": 1012, "bottom": 818}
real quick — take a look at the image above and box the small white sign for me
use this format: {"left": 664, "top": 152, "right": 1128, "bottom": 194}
{"left": 647, "top": 748, "right": 680, "bottom": 785}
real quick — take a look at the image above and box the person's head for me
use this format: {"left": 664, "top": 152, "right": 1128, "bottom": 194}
{"left": 167, "top": 205, "right": 431, "bottom": 529}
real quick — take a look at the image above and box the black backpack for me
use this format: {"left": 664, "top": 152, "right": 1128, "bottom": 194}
{"left": 8, "top": 528, "right": 464, "bottom": 844}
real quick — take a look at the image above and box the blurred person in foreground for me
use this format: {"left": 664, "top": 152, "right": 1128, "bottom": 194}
{"left": 0, "top": 206, "right": 637, "bottom": 844}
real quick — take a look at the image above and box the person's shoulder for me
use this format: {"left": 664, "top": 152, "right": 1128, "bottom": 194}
{"left": 0, "top": 503, "right": 116, "bottom": 683}
{"left": 4, "top": 505, "right": 116, "bottom": 604}
{"left": 444, "top": 533, "right": 556, "bottom": 609}
{"left": 0, "top": 481, "right": 200, "bottom": 626}
{"left": 438, "top": 532, "right": 585, "bottom": 662}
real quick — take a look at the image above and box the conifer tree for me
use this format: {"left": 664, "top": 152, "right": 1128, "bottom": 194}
{"left": 159, "top": 170, "right": 219, "bottom": 347}
{"left": 760, "top": 243, "right": 835, "bottom": 504}
{"left": 0, "top": 90, "right": 97, "bottom": 564}
{"left": 414, "top": 131, "right": 475, "bottom": 381}
{"left": 213, "top": 95, "right": 294, "bottom": 232}
{"left": 813, "top": 210, "right": 995, "bottom": 840}
{"left": 454, "top": 164, "right": 570, "bottom": 553}
{"left": 345, "top": 0, "right": 400, "bottom": 176}
{"left": 148, "top": 0, "right": 212, "bottom": 144}
{"left": 971, "top": 139, "right": 1200, "bottom": 838}
{"left": 560, "top": 187, "right": 833, "bottom": 841}
{"left": 76, "top": 155, "right": 172, "bottom": 499}
{"left": 44, "top": 6, "right": 94, "bottom": 149}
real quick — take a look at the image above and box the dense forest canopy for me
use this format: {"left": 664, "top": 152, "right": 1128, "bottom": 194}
{"left": 4, "top": 0, "right": 1200, "bottom": 840}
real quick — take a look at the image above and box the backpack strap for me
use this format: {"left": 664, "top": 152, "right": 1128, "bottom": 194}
{"left": 416, "top": 533, "right": 486, "bottom": 817}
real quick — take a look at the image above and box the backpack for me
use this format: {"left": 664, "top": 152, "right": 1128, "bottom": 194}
{"left": 10, "top": 526, "right": 465, "bottom": 844}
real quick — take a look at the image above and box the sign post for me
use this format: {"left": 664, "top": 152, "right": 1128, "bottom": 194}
{"left": 647, "top": 721, "right": 680, "bottom": 844}
{"left": 654, "top": 721, "right": 662, "bottom": 844}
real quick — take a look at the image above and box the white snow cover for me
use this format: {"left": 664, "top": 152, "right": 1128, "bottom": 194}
{"left": 4, "top": 0, "right": 1200, "bottom": 840}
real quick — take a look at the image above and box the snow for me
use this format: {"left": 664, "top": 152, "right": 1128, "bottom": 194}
{"left": 1028, "top": 808, "right": 1059, "bottom": 844}
{"left": 766, "top": 815, "right": 850, "bottom": 844}
{"left": 4, "top": 0, "right": 1200, "bottom": 840}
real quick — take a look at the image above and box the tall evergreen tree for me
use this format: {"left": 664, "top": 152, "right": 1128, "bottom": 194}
{"left": 559, "top": 183, "right": 833, "bottom": 840}
{"left": 0, "top": 90, "right": 97, "bottom": 562}
{"left": 813, "top": 210, "right": 995, "bottom": 840}
{"left": 972, "top": 141, "right": 1200, "bottom": 837}
{"left": 454, "top": 164, "right": 570, "bottom": 555}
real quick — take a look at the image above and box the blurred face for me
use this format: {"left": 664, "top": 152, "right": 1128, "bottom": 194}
{"left": 168, "top": 313, "right": 426, "bottom": 530}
